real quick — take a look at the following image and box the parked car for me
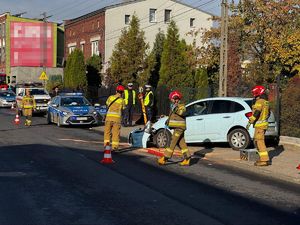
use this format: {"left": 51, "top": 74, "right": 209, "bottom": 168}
{"left": 16, "top": 83, "right": 51, "bottom": 114}
{"left": 47, "top": 93, "right": 101, "bottom": 126}
{"left": 0, "top": 90, "right": 16, "bottom": 107}
{"left": 129, "top": 97, "right": 279, "bottom": 150}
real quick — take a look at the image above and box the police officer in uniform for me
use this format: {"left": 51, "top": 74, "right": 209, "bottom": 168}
{"left": 123, "top": 83, "right": 136, "bottom": 127}
{"left": 158, "top": 91, "right": 191, "bottom": 166}
{"left": 21, "top": 88, "right": 36, "bottom": 126}
{"left": 143, "top": 84, "right": 154, "bottom": 122}
{"left": 247, "top": 85, "right": 270, "bottom": 166}
{"left": 104, "top": 85, "right": 125, "bottom": 151}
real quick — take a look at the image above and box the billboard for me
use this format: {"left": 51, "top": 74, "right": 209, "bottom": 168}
{"left": 10, "top": 21, "right": 54, "bottom": 67}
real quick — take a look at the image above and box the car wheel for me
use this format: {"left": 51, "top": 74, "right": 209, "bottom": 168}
{"left": 153, "top": 129, "right": 171, "bottom": 148}
{"left": 228, "top": 128, "right": 250, "bottom": 150}
{"left": 47, "top": 113, "right": 52, "bottom": 124}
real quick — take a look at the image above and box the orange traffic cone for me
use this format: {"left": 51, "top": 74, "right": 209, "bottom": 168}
{"left": 296, "top": 164, "right": 300, "bottom": 170}
{"left": 14, "top": 114, "right": 20, "bottom": 125}
{"left": 101, "top": 144, "right": 114, "bottom": 164}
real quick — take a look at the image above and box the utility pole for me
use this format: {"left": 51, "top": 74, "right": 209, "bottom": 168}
{"left": 40, "top": 12, "right": 52, "bottom": 87}
{"left": 218, "top": 0, "right": 229, "bottom": 97}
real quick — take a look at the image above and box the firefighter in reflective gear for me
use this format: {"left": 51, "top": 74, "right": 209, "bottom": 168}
{"left": 246, "top": 85, "right": 270, "bottom": 166}
{"left": 21, "top": 88, "right": 36, "bottom": 126}
{"left": 158, "top": 91, "right": 191, "bottom": 166}
{"left": 123, "top": 83, "right": 136, "bottom": 126}
{"left": 143, "top": 84, "right": 154, "bottom": 122}
{"left": 104, "top": 85, "right": 125, "bottom": 150}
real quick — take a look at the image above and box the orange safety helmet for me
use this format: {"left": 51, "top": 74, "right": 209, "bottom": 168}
{"left": 116, "top": 85, "right": 125, "bottom": 92}
{"left": 169, "top": 90, "right": 182, "bottom": 100}
{"left": 251, "top": 85, "right": 266, "bottom": 97}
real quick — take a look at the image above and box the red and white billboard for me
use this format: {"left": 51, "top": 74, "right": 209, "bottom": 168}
{"left": 10, "top": 21, "right": 54, "bottom": 67}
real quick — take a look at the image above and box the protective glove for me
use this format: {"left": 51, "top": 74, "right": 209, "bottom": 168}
{"left": 246, "top": 122, "right": 251, "bottom": 130}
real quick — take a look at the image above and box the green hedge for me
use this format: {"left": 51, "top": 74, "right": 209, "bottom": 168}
{"left": 281, "top": 77, "right": 300, "bottom": 138}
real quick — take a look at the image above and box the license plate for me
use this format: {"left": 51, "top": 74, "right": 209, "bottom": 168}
{"left": 77, "top": 117, "right": 88, "bottom": 121}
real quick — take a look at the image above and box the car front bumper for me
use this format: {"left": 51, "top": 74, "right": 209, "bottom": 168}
{"left": 61, "top": 114, "right": 99, "bottom": 125}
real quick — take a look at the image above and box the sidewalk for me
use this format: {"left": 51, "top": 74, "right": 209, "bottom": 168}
{"left": 92, "top": 124, "right": 300, "bottom": 184}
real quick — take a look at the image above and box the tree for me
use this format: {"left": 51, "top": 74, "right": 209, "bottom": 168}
{"left": 194, "top": 67, "right": 209, "bottom": 99}
{"left": 159, "top": 21, "right": 193, "bottom": 90}
{"left": 86, "top": 55, "right": 102, "bottom": 87}
{"left": 63, "top": 49, "right": 87, "bottom": 90}
{"left": 147, "top": 30, "right": 165, "bottom": 88}
{"left": 109, "top": 14, "right": 149, "bottom": 86}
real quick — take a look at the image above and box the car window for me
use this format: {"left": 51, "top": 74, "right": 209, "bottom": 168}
{"left": 232, "top": 102, "right": 245, "bottom": 112}
{"left": 61, "top": 97, "right": 90, "bottom": 106}
{"left": 211, "top": 100, "right": 232, "bottom": 114}
{"left": 245, "top": 99, "right": 254, "bottom": 108}
{"left": 186, "top": 101, "right": 208, "bottom": 117}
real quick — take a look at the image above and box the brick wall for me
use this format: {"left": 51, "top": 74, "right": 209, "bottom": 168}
{"left": 64, "top": 11, "right": 105, "bottom": 62}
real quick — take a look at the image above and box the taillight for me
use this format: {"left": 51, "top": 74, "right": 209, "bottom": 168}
{"left": 245, "top": 112, "right": 252, "bottom": 118}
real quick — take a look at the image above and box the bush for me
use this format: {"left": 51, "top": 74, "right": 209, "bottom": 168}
{"left": 281, "top": 77, "right": 300, "bottom": 137}
{"left": 46, "top": 75, "right": 63, "bottom": 92}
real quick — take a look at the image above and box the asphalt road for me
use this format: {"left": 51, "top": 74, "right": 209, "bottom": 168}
{"left": 0, "top": 108, "right": 299, "bottom": 225}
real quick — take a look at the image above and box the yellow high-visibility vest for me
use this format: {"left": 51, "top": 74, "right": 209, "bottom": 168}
{"left": 144, "top": 91, "right": 153, "bottom": 107}
{"left": 124, "top": 89, "right": 136, "bottom": 105}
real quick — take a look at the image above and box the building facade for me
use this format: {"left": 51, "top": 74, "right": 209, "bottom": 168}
{"left": 64, "top": 0, "right": 213, "bottom": 70}
{"left": 64, "top": 9, "right": 105, "bottom": 62}
{"left": 0, "top": 12, "right": 64, "bottom": 84}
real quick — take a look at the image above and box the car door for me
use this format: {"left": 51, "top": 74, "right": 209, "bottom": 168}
{"left": 51, "top": 97, "right": 60, "bottom": 123}
{"left": 185, "top": 100, "right": 210, "bottom": 143}
{"left": 204, "top": 100, "right": 235, "bottom": 142}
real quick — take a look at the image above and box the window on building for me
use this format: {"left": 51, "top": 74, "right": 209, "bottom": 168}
{"left": 125, "top": 15, "right": 130, "bottom": 25}
{"left": 190, "top": 18, "right": 195, "bottom": 27}
{"left": 91, "top": 41, "right": 99, "bottom": 56}
{"left": 164, "top": 9, "right": 171, "bottom": 23}
{"left": 69, "top": 46, "right": 76, "bottom": 54}
{"left": 81, "top": 44, "right": 84, "bottom": 52}
{"left": 149, "top": 9, "right": 157, "bottom": 23}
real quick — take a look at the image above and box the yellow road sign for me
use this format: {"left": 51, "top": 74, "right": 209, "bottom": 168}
{"left": 39, "top": 71, "right": 48, "bottom": 80}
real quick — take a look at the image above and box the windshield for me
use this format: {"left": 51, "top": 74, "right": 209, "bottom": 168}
{"left": 61, "top": 97, "right": 91, "bottom": 107}
{"left": 0, "top": 91, "right": 15, "bottom": 97}
{"left": 30, "top": 89, "right": 48, "bottom": 95}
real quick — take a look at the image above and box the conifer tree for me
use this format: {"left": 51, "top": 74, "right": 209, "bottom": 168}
{"left": 159, "top": 21, "right": 193, "bottom": 90}
{"left": 64, "top": 49, "right": 87, "bottom": 90}
{"left": 110, "top": 14, "right": 148, "bottom": 85}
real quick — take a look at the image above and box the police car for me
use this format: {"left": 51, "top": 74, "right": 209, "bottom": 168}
{"left": 47, "top": 93, "right": 101, "bottom": 126}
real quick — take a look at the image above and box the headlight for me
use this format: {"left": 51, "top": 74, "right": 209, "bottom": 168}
{"left": 93, "top": 111, "right": 97, "bottom": 115}
{"left": 62, "top": 111, "right": 68, "bottom": 116}
{"left": 144, "top": 121, "right": 152, "bottom": 134}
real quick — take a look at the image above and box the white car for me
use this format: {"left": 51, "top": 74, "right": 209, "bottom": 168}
{"left": 129, "top": 97, "right": 279, "bottom": 150}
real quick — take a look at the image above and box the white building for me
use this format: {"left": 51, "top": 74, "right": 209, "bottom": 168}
{"left": 105, "top": 0, "right": 214, "bottom": 66}
{"left": 65, "top": 0, "right": 214, "bottom": 70}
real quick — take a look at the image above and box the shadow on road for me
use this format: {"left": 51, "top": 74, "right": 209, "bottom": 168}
{"left": 269, "top": 145, "right": 285, "bottom": 162}
{"left": 0, "top": 143, "right": 299, "bottom": 225}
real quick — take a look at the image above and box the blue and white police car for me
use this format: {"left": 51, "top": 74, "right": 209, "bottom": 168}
{"left": 47, "top": 93, "right": 101, "bottom": 126}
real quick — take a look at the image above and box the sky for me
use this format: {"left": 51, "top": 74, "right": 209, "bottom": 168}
{"left": 0, "top": 0, "right": 221, "bottom": 23}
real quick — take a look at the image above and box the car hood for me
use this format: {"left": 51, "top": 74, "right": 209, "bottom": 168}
{"left": 0, "top": 96, "right": 15, "bottom": 101}
{"left": 62, "top": 106, "right": 92, "bottom": 115}
{"left": 152, "top": 116, "right": 169, "bottom": 130}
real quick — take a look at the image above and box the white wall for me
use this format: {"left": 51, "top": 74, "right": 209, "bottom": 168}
{"left": 105, "top": 0, "right": 213, "bottom": 66}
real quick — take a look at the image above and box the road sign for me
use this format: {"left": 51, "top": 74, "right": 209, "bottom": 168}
{"left": 39, "top": 71, "right": 48, "bottom": 80}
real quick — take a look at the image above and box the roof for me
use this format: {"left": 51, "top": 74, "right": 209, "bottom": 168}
{"left": 65, "top": 0, "right": 214, "bottom": 25}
